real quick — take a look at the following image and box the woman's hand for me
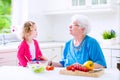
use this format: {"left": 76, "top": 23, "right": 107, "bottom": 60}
{"left": 94, "top": 63, "right": 104, "bottom": 69}
{"left": 47, "top": 61, "right": 63, "bottom": 67}
{"left": 48, "top": 61, "right": 52, "bottom": 66}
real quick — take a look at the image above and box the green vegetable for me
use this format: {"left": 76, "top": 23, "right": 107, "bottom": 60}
{"left": 32, "top": 65, "right": 45, "bottom": 73}
{"left": 102, "top": 29, "right": 116, "bottom": 39}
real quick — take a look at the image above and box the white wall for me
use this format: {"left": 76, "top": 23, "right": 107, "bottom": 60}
{"left": 28, "top": 0, "right": 54, "bottom": 41}
{"left": 46, "top": 12, "right": 119, "bottom": 43}
{"left": 12, "top": 0, "right": 28, "bottom": 27}
{"left": 27, "top": 0, "right": 120, "bottom": 43}
{"left": 12, "top": 0, "right": 28, "bottom": 39}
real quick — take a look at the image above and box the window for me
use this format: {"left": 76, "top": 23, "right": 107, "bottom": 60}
{"left": 72, "top": 0, "right": 85, "bottom": 6}
{"left": 79, "top": 0, "right": 86, "bottom": 6}
{"left": 0, "top": 0, "right": 12, "bottom": 34}
{"left": 92, "top": 0, "right": 99, "bottom": 5}
{"left": 92, "top": 0, "right": 107, "bottom": 5}
{"left": 71, "top": 0, "right": 109, "bottom": 7}
{"left": 72, "top": 0, "right": 78, "bottom": 6}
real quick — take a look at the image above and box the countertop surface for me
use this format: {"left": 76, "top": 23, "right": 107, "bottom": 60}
{"left": 0, "top": 41, "right": 120, "bottom": 52}
{"left": 100, "top": 43, "right": 120, "bottom": 50}
{"left": 0, "top": 42, "right": 65, "bottom": 52}
{"left": 0, "top": 66, "right": 119, "bottom": 80}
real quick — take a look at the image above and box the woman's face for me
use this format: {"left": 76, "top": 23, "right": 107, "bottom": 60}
{"left": 69, "top": 20, "right": 83, "bottom": 36}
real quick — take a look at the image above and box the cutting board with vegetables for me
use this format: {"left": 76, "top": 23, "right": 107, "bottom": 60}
{"left": 59, "top": 61, "right": 104, "bottom": 77}
{"left": 59, "top": 69, "right": 104, "bottom": 77}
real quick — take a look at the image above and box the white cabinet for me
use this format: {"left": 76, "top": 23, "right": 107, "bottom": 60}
{"left": 41, "top": 47, "right": 63, "bottom": 62}
{"left": 111, "top": 50, "right": 120, "bottom": 68}
{"left": 44, "top": 0, "right": 114, "bottom": 15}
{"left": 0, "top": 50, "right": 18, "bottom": 66}
{"left": 44, "top": 0, "right": 68, "bottom": 11}
{"left": 70, "top": 0, "right": 111, "bottom": 8}
{"left": 102, "top": 49, "right": 112, "bottom": 68}
{"left": 69, "top": 0, "right": 114, "bottom": 13}
{"left": 102, "top": 48, "right": 120, "bottom": 69}
{"left": 43, "top": 0, "right": 69, "bottom": 15}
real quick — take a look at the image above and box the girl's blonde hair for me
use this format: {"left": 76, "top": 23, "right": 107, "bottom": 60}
{"left": 22, "top": 21, "right": 35, "bottom": 40}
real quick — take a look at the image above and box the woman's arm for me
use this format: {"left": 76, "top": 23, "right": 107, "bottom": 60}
{"left": 89, "top": 40, "right": 107, "bottom": 68}
{"left": 94, "top": 63, "right": 104, "bottom": 69}
{"left": 48, "top": 61, "right": 63, "bottom": 67}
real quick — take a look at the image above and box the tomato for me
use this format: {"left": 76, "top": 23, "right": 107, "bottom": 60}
{"left": 66, "top": 66, "right": 72, "bottom": 70}
{"left": 71, "top": 66, "right": 76, "bottom": 71}
{"left": 66, "top": 64, "right": 89, "bottom": 72}
{"left": 46, "top": 66, "right": 54, "bottom": 71}
{"left": 49, "top": 66, "right": 54, "bottom": 70}
{"left": 82, "top": 66, "right": 89, "bottom": 72}
{"left": 77, "top": 65, "right": 82, "bottom": 71}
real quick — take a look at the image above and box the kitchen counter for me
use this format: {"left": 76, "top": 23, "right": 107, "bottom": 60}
{"left": 0, "top": 42, "right": 65, "bottom": 66}
{"left": 0, "top": 42, "right": 65, "bottom": 53}
{"left": 0, "top": 41, "right": 120, "bottom": 53}
{"left": 100, "top": 43, "right": 120, "bottom": 50}
{"left": 0, "top": 66, "right": 119, "bottom": 80}
{"left": 0, "top": 42, "right": 20, "bottom": 52}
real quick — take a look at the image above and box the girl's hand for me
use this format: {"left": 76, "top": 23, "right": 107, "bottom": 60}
{"left": 39, "top": 56, "right": 48, "bottom": 61}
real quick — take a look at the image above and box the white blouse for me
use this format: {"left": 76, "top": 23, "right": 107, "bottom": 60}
{"left": 29, "top": 41, "right": 35, "bottom": 60}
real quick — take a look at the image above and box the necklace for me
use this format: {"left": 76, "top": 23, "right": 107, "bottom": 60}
{"left": 72, "top": 36, "right": 86, "bottom": 53}
{"left": 70, "top": 36, "right": 86, "bottom": 63}
{"left": 71, "top": 38, "right": 85, "bottom": 63}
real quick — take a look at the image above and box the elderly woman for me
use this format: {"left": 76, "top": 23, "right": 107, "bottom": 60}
{"left": 50, "top": 15, "right": 107, "bottom": 69}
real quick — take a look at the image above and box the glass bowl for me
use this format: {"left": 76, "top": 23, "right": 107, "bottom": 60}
{"left": 27, "top": 61, "right": 48, "bottom": 73}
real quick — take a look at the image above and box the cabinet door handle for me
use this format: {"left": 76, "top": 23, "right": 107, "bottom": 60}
{"left": 0, "top": 57, "right": 4, "bottom": 60}
{"left": 116, "top": 57, "right": 120, "bottom": 58}
{"left": 52, "top": 49, "right": 55, "bottom": 51}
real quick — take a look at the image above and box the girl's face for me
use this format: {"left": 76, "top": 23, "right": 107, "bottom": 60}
{"left": 29, "top": 25, "right": 37, "bottom": 39}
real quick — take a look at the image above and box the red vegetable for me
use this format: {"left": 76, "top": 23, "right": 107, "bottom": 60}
{"left": 46, "top": 66, "right": 54, "bottom": 71}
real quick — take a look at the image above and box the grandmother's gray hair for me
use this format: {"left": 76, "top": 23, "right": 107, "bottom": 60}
{"left": 71, "top": 15, "right": 90, "bottom": 34}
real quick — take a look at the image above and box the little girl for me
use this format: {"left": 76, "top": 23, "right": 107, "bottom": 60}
{"left": 17, "top": 21, "right": 47, "bottom": 67}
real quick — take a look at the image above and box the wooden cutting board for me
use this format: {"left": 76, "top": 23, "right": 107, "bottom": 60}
{"left": 59, "top": 69, "right": 104, "bottom": 78}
